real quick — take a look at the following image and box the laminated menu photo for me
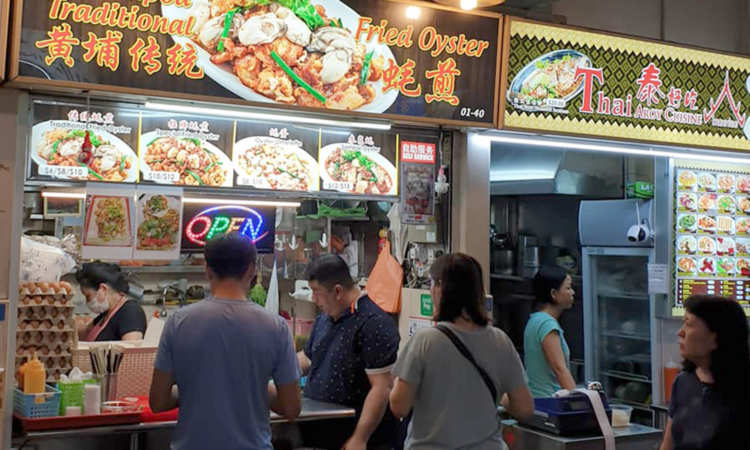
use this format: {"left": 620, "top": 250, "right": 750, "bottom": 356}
{"left": 133, "top": 186, "right": 184, "bottom": 260}
{"left": 82, "top": 184, "right": 135, "bottom": 260}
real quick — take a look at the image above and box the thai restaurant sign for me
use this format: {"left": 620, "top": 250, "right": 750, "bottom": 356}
{"left": 500, "top": 18, "right": 750, "bottom": 151}
{"left": 9, "top": 0, "right": 501, "bottom": 126}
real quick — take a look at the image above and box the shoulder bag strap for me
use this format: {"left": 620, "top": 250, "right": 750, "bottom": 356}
{"left": 435, "top": 324, "right": 498, "bottom": 404}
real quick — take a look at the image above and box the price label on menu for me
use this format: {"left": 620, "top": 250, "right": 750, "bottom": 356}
{"left": 323, "top": 181, "right": 355, "bottom": 191}
{"left": 145, "top": 171, "right": 180, "bottom": 183}
{"left": 39, "top": 165, "right": 88, "bottom": 178}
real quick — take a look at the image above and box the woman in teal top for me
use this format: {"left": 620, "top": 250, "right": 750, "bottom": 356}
{"left": 524, "top": 266, "right": 576, "bottom": 397}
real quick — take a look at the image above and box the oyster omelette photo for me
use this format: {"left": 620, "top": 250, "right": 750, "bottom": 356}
{"left": 162, "top": 0, "right": 398, "bottom": 111}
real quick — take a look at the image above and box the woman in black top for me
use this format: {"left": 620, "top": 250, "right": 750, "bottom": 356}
{"left": 74, "top": 262, "right": 146, "bottom": 341}
{"left": 660, "top": 295, "right": 750, "bottom": 450}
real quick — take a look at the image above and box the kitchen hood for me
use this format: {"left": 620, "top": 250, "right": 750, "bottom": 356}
{"left": 490, "top": 141, "right": 623, "bottom": 197}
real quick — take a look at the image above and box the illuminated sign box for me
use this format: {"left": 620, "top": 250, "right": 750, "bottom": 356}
{"left": 181, "top": 204, "right": 276, "bottom": 254}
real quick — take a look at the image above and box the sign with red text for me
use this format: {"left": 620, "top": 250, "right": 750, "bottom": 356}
{"left": 502, "top": 18, "right": 750, "bottom": 151}
{"left": 11, "top": 0, "right": 500, "bottom": 126}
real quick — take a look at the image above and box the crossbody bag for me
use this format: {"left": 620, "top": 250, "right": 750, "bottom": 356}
{"left": 435, "top": 324, "right": 498, "bottom": 405}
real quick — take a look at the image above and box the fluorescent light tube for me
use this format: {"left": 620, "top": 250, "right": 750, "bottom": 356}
{"left": 41, "top": 191, "right": 87, "bottom": 199}
{"left": 145, "top": 102, "right": 392, "bottom": 131}
{"left": 485, "top": 134, "right": 750, "bottom": 165}
{"left": 183, "top": 197, "right": 301, "bottom": 208}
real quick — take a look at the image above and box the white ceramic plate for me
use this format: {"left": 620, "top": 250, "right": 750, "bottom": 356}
{"left": 233, "top": 136, "right": 319, "bottom": 191}
{"left": 161, "top": 0, "right": 399, "bottom": 113}
{"left": 139, "top": 131, "right": 234, "bottom": 187}
{"left": 31, "top": 121, "right": 138, "bottom": 182}
{"left": 319, "top": 143, "right": 397, "bottom": 196}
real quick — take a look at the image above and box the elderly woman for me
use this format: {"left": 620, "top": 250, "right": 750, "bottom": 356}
{"left": 390, "top": 253, "right": 533, "bottom": 450}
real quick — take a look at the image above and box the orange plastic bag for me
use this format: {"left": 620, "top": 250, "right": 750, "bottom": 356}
{"left": 366, "top": 240, "right": 403, "bottom": 313}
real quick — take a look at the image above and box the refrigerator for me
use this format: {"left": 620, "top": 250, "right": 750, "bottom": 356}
{"left": 579, "top": 199, "right": 657, "bottom": 426}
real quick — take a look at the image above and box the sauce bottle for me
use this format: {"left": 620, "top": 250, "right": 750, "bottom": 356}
{"left": 23, "top": 352, "right": 46, "bottom": 394}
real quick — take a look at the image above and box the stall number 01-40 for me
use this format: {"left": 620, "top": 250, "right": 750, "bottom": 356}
{"left": 460, "top": 108, "right": 486, "bottom": 119}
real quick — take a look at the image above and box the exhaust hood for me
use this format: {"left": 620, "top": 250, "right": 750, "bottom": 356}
{"left": 490, "top": 141, "right": 623, "bottom": 197}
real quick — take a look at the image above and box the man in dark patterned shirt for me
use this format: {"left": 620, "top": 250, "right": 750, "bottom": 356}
{"left": 298, "top": 254, "right": 400, "bottom": 450}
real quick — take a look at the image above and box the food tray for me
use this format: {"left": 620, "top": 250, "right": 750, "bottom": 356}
{"left": 14, "top": 411, "right": 142, "bottom": 432}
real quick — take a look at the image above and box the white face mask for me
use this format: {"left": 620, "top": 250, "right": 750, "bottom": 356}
{"left": 87, "top": 289, "right": 110, "bottom": 314}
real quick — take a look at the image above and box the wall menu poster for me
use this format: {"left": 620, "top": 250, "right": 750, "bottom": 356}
{"left": 134, "top": 186, "right": 183, "bottom": 260}
{"left": 233, "top": 121, "right": 320, "bottom": 192}
{"left": 139, "top": 113, "right": 234, "bottom": 187}
{"left": 319, "top": 128, "right": 398, "bottom": 196}
{"left": 400, "top": 139, "right": 436, "bottom": 224}
{"left": 12, "top": 0, "right": 501, "bottom": 126}
{"left": 674, "top": 167, "right": 750, "bottom": 316}
{"left": 29, "top": 100, "right": 139, "bottom": 183}
{"left": 82, "top": 183, "right": 135, "bottom": 260}
{"left": 502, "top": 18, "right": 750, "bottom": 151}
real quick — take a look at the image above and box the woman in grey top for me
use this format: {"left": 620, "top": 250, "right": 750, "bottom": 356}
{"left": 390, "top": 253, "right": 534, "bottom": 450}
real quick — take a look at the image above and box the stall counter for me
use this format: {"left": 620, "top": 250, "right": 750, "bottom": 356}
{"left": 12, "top": 398, "right": 355, "bottom": 450}
{"left": 504, "top": 422, "right": 663, "bottom": 450}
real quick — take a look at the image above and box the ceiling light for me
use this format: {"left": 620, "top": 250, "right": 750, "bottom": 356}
{"left": 41, "top": 191, "right": 87, "bottom": 199}
{"left": 145, "top": 102, "right": 391, "bottom": 131}
{"left": 460, "top": 0, "right": 478, "bottom": 9}
{"left": 183, "top": 197, "right": 301, "bottom": 208}
{"left": 485, "top": 134, "right": 750, "bottom": 166}
{"left": 405, "top": 6, "right": 421, "bottom": 19}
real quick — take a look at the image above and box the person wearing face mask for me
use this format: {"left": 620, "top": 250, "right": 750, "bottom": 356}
{"left": 523, "top": 266, "right": 576, "bottom": 397}
{"left": 74, "top": 262, "right": 147, "bottom": 341}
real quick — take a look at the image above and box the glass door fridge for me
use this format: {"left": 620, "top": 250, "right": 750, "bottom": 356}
{"left": 582, "top": 247, "right": 655, "bottom": 426}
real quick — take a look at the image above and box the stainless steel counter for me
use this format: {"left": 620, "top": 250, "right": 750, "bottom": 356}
{"left": 505, "top": 422, "right": 663, "bottom": 450}
{"left": 12, "top": 398, "right": 355, "bottom": 450}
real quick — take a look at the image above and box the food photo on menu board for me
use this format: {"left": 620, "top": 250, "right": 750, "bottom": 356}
{"left": 319, "top": 129, "right": 397, "bottom": 196}
{"left": 134, "top": 187, "right": 184, "bottom": 260}
{"left": 232, "top": 121, "right": 320, "bottom": 192}
{"left": 82, "top": 184, "right": 135, "bottom": 260}
{"left": 139, "top": 114, "right": 234, "bottom": 187}
{"left": 29, "top": 101, "right": 139, "bottom": 182}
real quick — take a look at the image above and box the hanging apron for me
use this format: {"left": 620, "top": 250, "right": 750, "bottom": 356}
{"left": 85, "top": 296, "right": 128, "bottom": 341}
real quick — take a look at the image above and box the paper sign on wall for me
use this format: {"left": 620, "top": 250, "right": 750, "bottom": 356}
{"left": 81, "top": 183, "right": 135, "bottom": 260}
{"left": 133, "top": 186, "right": 183, "bottom": 260}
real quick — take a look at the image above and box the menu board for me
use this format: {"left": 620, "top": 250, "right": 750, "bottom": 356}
{"left": 319, "top": 129, "right": 398, "bottom": 196}
{"left": 674, "top": 168, "right": 750, "bottom": 315}
{"left": 233, "top": 121, "right": 320, "bottom": 192}
{"left": 29, "top": 101, "right": 139, "bottom": 182}
{"left": 139, "top": 113, "right": 235, "bottom": 187}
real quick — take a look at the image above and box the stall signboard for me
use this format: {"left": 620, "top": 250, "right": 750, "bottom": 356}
{"left": 181, "top": 203, "right": 276, "bottom": 253}
{"left": 320, "top": 128, "right": 398, "bottom": 196}
{"left": 674, "top": 166, "right": 750, "bottom": 316}
{"left": 29, "top": 100, "right": 140, "bottom": 183}
{"left": 233, "top": 121, "right": 320, "bottom": 192}
{"left": 139, "top": 112, "right": 235, "bottom": 187}
{"left": 10, "top": 0, "right": 501, "bottom": 126}
{"left": 501, "top": 18, "right": 750, "bottom": 151}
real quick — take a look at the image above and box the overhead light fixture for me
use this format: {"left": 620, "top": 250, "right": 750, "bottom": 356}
{"left": 460, "top": 0, "right": 478, "bottom": 9}
{"left": 183, "top": 197, "right": 301, "bottom": 208}
{"left": 41, "top": 191, "right": 87, "bottom": 199}
{"left": 145, "top": 102, "right": 392, "bottom": 131}
{"left": 485, "top": 134, "right": 750, "bottom": 166}
{"left": 405, "top": 6, "right": 421, "bottom": 19}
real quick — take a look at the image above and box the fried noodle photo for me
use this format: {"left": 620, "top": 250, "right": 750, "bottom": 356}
{"left": 236, "top": 140, "right": 315, "bottom": 191}
{"left": 144, "top": 137, "right": 226, "bottom": 186}
{"left": 190, "top": 0, "right": 385, "bottom": 110}
{"left": 37, "top": 129, "right": 133, "bottom": 182}
{"left": 94, "top": 198, "right": 127, "bottom": 242}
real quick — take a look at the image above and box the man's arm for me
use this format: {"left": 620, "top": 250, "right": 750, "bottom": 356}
{"left": 297, "top": 351, "right": 311, "bottom": 376}
{"left": 149, "top": 368, "right": 178, "bottom": 413}
{"left": 342, "top": 371, "right": 393, "bottom": 450}
{"left": 268, "top": 381, "right": 301, "bottom": 420}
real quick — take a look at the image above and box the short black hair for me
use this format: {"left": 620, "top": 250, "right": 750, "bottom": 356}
{"left": 533, "top": 266, "right": 569, "bottom": 309}
{"left": 75, "top": 262, "right": 129, "bottom": 293}
{"left": 431, "top": 253, "right": 488, "bottom": 326}
{"left": 205, "top": 232, "right": 257, "bottom": 280}
{"left": 307, "top": 254, "right": 354, "bottom": 290}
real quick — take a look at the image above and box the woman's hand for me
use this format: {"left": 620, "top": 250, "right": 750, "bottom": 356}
{"left": 75, "top": 315, "right": 94, "bottom": 340}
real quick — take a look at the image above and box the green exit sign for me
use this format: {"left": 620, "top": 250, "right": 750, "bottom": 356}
{"left": 420, "top": 294, "right": 433, "bottom": 317}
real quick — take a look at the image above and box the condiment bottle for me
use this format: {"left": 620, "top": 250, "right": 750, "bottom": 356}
{"left": 23, "top": 352, "right": 46, "bottom": 394}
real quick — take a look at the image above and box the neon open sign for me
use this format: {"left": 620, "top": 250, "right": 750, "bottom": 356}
{"left": 184, "top": 205, "right": 269, "bottom": 246}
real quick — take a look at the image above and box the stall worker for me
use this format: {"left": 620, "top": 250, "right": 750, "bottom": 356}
{"left": 75, "top": 262, "right": 147, "bottom": 341}
{"left": 298, "top": 254, "right": 400, "bottom": 450}
{"left": 150, "top": 233, "right": 300, "bottom": 450}
{"left": 523, "top": 266, "right": 576, "bottom": 397}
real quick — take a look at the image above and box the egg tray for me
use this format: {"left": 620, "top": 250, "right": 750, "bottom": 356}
{"left": 18, "top": 282, "right": 73, "bottom": 298}
{"left": 19, "top": 296, "right": 73, "bottom": 308}
{"left": 17, "top": 320, "right": 73, "bottom": 332}
{"left": 15, "top": 354, "right": 72, "bottom": 368}
{"left": 17, "top": 344, "right": 73, "bottom": 358}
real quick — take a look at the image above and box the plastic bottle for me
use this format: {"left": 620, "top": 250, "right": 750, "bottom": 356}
{"left": 23, "top": 352, "right": 46, "bottom": 394}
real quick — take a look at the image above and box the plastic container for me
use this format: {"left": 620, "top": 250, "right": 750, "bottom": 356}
{"left": 611, "top": 404, "right": 633, "bottom": 427}
{"left": 23, "top": 353, "right": 47, "bottom": 394}
{"left": 14, "top": 385, "right": 61, "bottom": 418}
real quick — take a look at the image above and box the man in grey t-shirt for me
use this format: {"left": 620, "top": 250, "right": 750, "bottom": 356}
{"left": 150, "top": 233, "right": 301, "bottom": 450}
